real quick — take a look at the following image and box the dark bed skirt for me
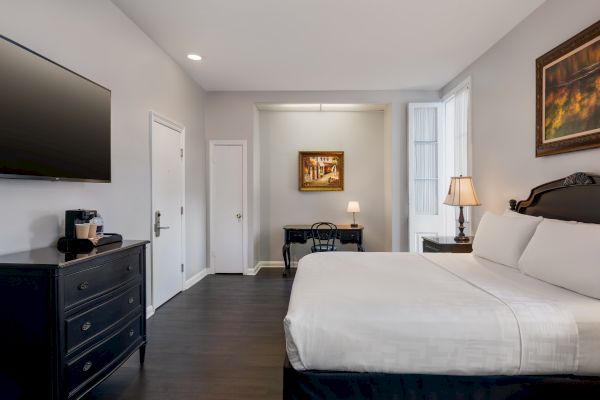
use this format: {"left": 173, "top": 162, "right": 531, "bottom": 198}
{"left": 283, "top": 356, "right": 600, "bottom": 399}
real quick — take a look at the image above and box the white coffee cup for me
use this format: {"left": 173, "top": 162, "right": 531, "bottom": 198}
{"left": 88, "top": 223, "right": 97, "bottom": 238}
{"left": 75, "top": 223, "right": 90, "bottom": 239}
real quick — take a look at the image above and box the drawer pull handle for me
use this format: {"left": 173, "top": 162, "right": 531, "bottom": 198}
{"left": 83, "top": 361, "right": 93, "bottom": 372}
{"left": 127, "top": 264, "right": 133, "bottom": 272}
{"left": 128, "top": 297, "right": 135, "bottom": 304}
{"left": 81, "top": 321, "right": 92, "bottom": 332}
{"left": 78, "top": 281, "right": 89, "bottom": 290}
{"left": 129, "top": 329, "right": 135, "bottom": 337}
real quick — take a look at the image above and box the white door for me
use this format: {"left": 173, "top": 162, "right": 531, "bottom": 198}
{"left": 408, "top": 103, "right": 447, "bottom": 252}
{"left": 151, "top": 115, "right": 184, "bottom": 308}
{"left": 210, "top": 142, "right": 245, "bottom": 273}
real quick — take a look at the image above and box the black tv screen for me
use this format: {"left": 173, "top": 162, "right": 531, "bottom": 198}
{"left": 0, "top": 35, "right": 111, "bottom": 182}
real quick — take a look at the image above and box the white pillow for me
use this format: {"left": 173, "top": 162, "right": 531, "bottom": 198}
{"left": 503, "top": 209, "right": 578, "bottom": 224}
{"left": 473, "top": 212, "right": 542, "bottom": 268}
{"left": 519, "top": 219, "right": 600, "bottom": 299}
{"left": 503, "top": 209, "right": 544, "bottom": 222}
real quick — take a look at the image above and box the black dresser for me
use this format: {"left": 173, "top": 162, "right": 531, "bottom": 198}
{"left": 0, "top": 240, "right": 148, "bottom": 400}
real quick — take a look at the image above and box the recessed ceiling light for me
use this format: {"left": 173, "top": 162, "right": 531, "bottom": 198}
{"left": 187, "top": 54, "right": 202, "bottom": 61}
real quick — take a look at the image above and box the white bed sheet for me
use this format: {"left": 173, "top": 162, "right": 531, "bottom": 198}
{"left": 284, "top": 252, "right": 600, "bottom": 375}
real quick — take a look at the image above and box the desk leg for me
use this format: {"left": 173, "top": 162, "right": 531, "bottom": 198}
{"left": 357, "top": 243, "right": 365, "bottom": 252}
{"left": 282, "top": 243, "right": 291, "bottom": 276}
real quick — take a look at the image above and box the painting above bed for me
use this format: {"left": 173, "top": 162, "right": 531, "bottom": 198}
{"left": 536, "top": 19, "right": 600, "bottom": 157}
{"left": 298, "top": 151, "right": 344, "bottom": 191}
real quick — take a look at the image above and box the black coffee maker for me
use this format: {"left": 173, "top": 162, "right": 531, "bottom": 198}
{"left": 57, "top": 209, "right": 122, "bottom": 252}
{"left": 65, "top": 209, "right": 98, "bottom": 239}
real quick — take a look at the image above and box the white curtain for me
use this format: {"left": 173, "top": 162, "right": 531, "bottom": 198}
{"left": 413, "top": 108, "right": 438, "bottom": 215}
{"left": 444, "top": 84, "right": 471, "bottom": 234}
{"left": 453, "top": 87, "right": 469, "bottom": 176}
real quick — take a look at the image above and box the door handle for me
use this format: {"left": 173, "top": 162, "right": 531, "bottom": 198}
{"left": 154, "top": 210, "right": 171, "bottom": 237}
{"left": 236, "top": 213, "right": 242, "bottom": 222}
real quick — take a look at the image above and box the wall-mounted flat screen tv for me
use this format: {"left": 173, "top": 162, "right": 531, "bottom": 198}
{"left": 0, "top": 35, "right": 111, "bottom": 182}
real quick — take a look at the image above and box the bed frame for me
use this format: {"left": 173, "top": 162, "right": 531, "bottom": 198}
{"left": 283, "top": 172, "right": 600, "bottom": 399}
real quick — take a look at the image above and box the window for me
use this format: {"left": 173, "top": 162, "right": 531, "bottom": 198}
{"left": 408, "top": 79, "right": 471, "bottom": 251}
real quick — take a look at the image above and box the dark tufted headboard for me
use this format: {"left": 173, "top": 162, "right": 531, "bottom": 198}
{"left": 509, "top": 172, "right": 600, "bottom": 224}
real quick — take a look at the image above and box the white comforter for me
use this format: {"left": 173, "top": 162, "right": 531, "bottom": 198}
{"left": 284, "top": 252, "right": 600, "bottom": 375}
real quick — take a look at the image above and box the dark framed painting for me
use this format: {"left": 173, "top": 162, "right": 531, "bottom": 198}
{"left": 536, "top": 20, "right": 600, "bottom": 157}
{"left": 298, "top": 151, "right": 344, "bottom": 191}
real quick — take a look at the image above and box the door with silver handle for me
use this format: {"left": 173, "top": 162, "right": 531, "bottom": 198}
{"left": 154, "top": 210, "right": 170, "bottom": 237}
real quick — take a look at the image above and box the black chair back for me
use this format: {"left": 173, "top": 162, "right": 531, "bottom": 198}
{"left": 310, "top": 222, "right": 338, "bottom": 253}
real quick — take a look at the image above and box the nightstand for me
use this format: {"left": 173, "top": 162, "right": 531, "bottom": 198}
{"left": 422, "top": 236, "right": 473, "bottom": 253}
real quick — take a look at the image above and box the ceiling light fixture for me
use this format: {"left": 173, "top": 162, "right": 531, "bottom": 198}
{"left": 187, "top": 54, "right": 202, "bottom": 61}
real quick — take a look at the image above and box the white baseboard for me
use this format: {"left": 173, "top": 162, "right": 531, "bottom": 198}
{"left": 146, "top": 305, "right": 155, "bottom": 319}
{"left": 146, "top": 269, "right": 208, "bottom": 319}
{"left": 184, "top": 268, "right": 209, "bottom": 290}
{"left": 247, "top": 261, "right": 298, "bottom": 275}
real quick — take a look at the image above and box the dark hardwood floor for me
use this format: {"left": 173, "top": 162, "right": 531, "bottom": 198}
{"left": 84, "top": 268, "right": 295, "bottom": 400}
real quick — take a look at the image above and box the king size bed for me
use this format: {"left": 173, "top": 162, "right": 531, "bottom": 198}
{"left": 283, "top": 173, "right": 600, "bottom": 399}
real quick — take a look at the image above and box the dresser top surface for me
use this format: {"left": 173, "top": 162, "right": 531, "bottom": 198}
{"left": 0, "top": 240, "right": 149, "bottom": 268}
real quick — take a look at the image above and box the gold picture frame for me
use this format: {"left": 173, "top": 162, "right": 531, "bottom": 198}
{"left": 298, "top": 151, "right": 344, "bottom": 191}
{"left": 536, "top": 20, "right": 600, "bottom": 157}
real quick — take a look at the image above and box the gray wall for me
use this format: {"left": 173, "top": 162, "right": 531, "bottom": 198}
{"left": 0, "top": 1, "right": 208, "bottom": 301}
{"left": 442, "top": 0, "right": 600, "bottom": 226}
{"left": 205, "top": 91, "right": 439, "bottom": 267}
{"left": 259, "top": 111, "right": 385, "bottom": 262}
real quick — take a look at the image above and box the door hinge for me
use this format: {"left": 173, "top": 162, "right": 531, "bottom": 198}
{"left": 180, "top": 148, "right": 184, "bottom": 158}
{"left": 181, "top": 263, "right": 184, "bottom": 272}
{"left": 180, "top": 206, "right": 184, "bottom": 215}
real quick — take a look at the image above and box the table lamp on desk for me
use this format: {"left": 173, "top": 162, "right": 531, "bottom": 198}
{"left": 347, "top": 201, "right": 360, "bottom": 228}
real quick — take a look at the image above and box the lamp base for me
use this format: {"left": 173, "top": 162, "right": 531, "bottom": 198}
{"left": 454, "top": 234, "right": 470, "bottom": 243}
{"left": 454, "top": 206, "right": 469, "bottom": 243}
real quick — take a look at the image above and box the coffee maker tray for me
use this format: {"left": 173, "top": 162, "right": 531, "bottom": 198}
{"left": 57, "top": 233, "right": 123, "bottom": 253}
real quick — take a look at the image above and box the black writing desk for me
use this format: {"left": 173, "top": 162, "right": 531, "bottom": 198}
{"left": 282, "top": 224, "right": 365, "bottom": 274}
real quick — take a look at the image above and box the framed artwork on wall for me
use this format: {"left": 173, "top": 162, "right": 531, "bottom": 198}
{"left": 536, "top": 20, "right": 600, "bottom": 157}
{"left": 298, "top": 151, "right": 344, "bottom": 191}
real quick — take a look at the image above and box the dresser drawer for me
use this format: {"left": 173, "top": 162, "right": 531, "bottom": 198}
{"left": 339, "top": 231, "right": 359, "bottom": 242}
{"left": 64, "top": 252, "right": 141, "bottom": 309}
{"left": 66, "top": 314, "right": 143, "bottom": 396}
{"left": 288, "top": 231, "right": 306, "bottom": 242}
{"left": 65, "top": 284, "right": 142, "bottom": 354}
{"left": 422, "top": 242, "right": 440, "bottom": 253}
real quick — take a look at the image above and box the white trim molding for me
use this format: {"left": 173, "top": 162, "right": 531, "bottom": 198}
{"left": 146, "top": 305, "right": 155, "bottom": 319}
{"left": 184, "top": 268, "right": 209, "bottom": 290}
{"left": 247, "top": 261, "right": 298, "bottom": 275}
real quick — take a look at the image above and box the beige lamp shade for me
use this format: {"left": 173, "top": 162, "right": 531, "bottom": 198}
{"left": 346, "top": 201, "right": 360, "bottom": 213}
{"left": 443, "top": 176, "right": 481, "bottom": 206}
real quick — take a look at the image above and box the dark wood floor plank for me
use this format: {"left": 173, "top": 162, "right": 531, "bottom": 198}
{"left": 83, "top": 268, "right": 294, "bottom": 400}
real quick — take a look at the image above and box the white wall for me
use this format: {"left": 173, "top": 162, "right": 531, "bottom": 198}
{"left": 0, "top": 1, "right": 208, "bottom": 303}
{"left": 205, "top": 90, "right": 439, "bottom": 268}
{"left": 442, "top": 0, "right": 600, "bottom": 226}
{"left": 259, "top": 111, "right": 385, "bottom": 261}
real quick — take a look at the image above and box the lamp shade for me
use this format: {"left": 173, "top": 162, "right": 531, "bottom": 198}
{"left": 346, "top": 201, "right": 360, "bottom": 213}
{"left": 443, "top": 176, "right": 481, "bottom": 206}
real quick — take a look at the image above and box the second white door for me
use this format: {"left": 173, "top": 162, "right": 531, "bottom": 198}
{"left": 211, "top": 142, "right": 244, "bottom": 274}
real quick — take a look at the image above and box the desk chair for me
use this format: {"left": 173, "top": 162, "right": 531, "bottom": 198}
{"left": 310, "top": 222, "right": 338, "bottom": 253}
